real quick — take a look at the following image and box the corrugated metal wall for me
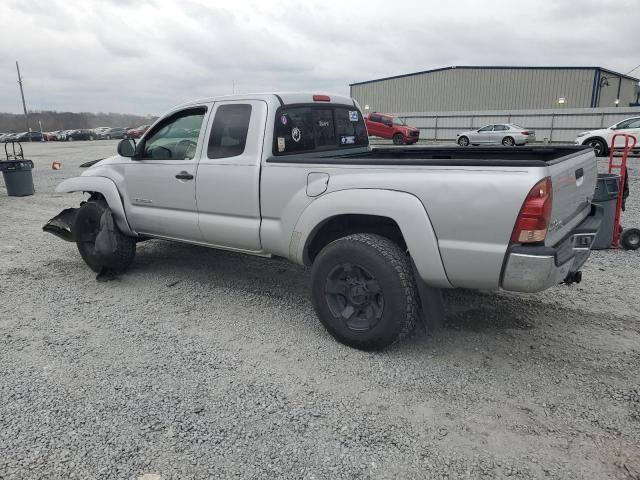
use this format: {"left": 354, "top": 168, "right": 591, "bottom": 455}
{"left": 597, "top": 75, "right": 638, "bottom": 107}
{"left": 388, "top": 107, "right": 640, "bottom": 143}
{"left": 351, "top": 68, "right": 638, "bottom": 112}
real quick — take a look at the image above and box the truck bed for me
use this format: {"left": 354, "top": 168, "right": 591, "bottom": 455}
{"left": 268, "top": 145, "right": 592, "bottom": 167}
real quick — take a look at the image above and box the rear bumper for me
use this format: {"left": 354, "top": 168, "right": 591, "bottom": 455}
{"left": 501, "top": 205, "right": 602, "bottom": 293}
{"left": 516, "top": 135, "right": 535, "bottom": 145}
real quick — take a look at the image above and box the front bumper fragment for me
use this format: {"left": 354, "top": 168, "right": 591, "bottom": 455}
{"left": 501, "top": 205, "right": 602, "bottom": 293}
{"left": 42, "top": 208, "right": 79, "bottom": 242}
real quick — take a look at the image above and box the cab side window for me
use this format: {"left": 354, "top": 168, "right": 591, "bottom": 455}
{"left": 143, "top": 108, "right": 205, "bottom": 160}
{"left": 207, "top": 104, "right": 252, "bottom": 159}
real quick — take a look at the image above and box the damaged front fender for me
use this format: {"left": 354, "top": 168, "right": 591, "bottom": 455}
{"left": 42, "top": 208, "right": 79, "bottom": 242}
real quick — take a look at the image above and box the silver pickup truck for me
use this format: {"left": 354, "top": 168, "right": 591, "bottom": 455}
{"left": 44, "top": 92, "right": 601, "bottom": 350}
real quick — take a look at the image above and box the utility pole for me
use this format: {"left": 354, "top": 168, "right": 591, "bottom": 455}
{"left": 16, "top": 61, "right": 30, "bottom": 140}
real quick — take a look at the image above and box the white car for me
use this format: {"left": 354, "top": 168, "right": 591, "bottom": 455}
{"left": 575, "top": 117, "right": 640, "bottom": 157}
{"left": 457, "top": 124, "right": 535, "bottom": 147}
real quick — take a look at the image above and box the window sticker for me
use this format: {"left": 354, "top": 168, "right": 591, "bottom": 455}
{"left": 340, "top": 135, "right": 356, "bottom": 145}
{"left": 277, "top": 136, "right": 286, "bottom": 152}
{"left": 280, "top": 114, "right": 288, "bottom": 125}
{"left": 291, "top": 127, "right": 301, "bottom": 143}
{"left": 318, "top": 120, "right": 329, "bottom": 127}
{"left": 348, "top": 111, "right": 359, "bottom": 122}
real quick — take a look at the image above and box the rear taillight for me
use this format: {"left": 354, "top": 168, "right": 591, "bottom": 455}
{"left": 511, "top": 177, "right": 553, "bottom": 243}
{"left": 313, "top": 94, "right": 331, "bottom": 102}
{"left": 521, "top": 131, "right": 529, "bottom": 135}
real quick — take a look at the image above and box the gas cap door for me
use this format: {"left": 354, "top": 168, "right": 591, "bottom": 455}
{"left": 306, "top": 172, "right": 329, "bottom": 197}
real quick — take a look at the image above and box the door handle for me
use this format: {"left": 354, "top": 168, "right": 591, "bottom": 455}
{"left": 175, "top": 171, "right": 194, "bottom": 180}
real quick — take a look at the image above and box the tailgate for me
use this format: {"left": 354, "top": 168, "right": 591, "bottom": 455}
{"left": 545, "top": 149, "right": 598, "bottom": 247}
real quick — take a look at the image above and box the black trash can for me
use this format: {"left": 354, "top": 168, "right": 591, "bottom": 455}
{"left": 0, "top": 159, "right": 35, "bottom": 196}
{"left": 591, "top": 173, "right": 620, "bottom": 249}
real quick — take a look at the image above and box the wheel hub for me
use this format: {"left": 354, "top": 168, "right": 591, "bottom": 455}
{"left": 325, "top": 264, "right": 384, "bottom": 331}
{"left": 347, "top": 281, "right": 368, "bottom": 305}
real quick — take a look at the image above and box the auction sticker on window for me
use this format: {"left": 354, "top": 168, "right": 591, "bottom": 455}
{"left": 348, "top": 111, "right": 359, "bottom": 122}
{"left": 340, "top": 135, "right": 356, "bottom": 145}
{"left": 280, "top": 115, "right": 288, "bottom": 125}
{"left": 277, "top": 137, "right": 285, "bottom": 152}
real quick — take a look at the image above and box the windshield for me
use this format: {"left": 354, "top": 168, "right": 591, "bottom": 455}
{"left": 392, "top": 117, "right": 407, "bottom": 126}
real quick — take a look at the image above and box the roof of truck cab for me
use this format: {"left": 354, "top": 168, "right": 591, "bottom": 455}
{"left": 180, "top": 92, "right": 356, "bottom": 108}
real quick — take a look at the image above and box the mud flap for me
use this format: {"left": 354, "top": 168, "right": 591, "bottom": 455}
{"left": 42, "top": 208, "right": 79, "bottom": 242}
{"left": 411, "top": 259, "right": 446, "bottom": 333}
{"left": 94, "top": 209, "right": 118, "bottom": 257}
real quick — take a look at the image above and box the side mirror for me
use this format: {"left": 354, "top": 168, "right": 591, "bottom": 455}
{"left": 117, "top": 138, "right": 137, "bottom": 158}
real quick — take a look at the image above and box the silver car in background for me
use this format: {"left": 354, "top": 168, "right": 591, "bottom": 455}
{"left": 457, "top": 124, "right": 535, "bottom": 147}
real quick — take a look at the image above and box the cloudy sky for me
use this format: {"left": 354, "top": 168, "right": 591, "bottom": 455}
{"left": 1, "top": 0, "right": 638, "bottom": 116}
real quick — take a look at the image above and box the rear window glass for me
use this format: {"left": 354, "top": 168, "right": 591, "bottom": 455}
{"left": 274, "top": 106, "right": 368, "bottom": 155}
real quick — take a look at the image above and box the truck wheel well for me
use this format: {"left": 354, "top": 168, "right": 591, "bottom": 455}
{"left": 306, "top": 214, "right": 407, "bottom": 264}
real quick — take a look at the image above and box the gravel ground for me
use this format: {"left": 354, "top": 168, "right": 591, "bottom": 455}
{"left": 0, "top": 141, "right": 639, "bottom": 480}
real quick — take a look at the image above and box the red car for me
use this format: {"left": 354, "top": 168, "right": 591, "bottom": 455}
{"left": 365, "top": 113, "right": 420, "bottom": 145}
{"left": 126, "top": 125, "right": 150, "bottom": 139}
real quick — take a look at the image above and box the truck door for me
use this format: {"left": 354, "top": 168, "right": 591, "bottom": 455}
{"left": 122, "top": 105, "right": 210, "bottom": 241}
{"left": 196, "top": 100, "right": 267, "bottom": 251}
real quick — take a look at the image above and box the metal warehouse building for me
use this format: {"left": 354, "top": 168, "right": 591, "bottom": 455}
{"left": 350, "top": 66, "right": 640, "bottom": 113}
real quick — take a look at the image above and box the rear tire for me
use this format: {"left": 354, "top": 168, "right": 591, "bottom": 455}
{"left": 458, "top": 136, "right": 469, "bottom": 147}
{"left": 68, "top": 137, "right": 73, "bottom": 142}
{"left": 106, "top": 135, "right": 111, "bottom": 140}
{"left": 621, "top": 228, "right": 640, "bottom": 250}
{"left": 311, "top": 234, "right": 418, "bottom": 351}
{"left": 74, "top": 200, "right": 136, "bottom": 273}
{"left": 502, "top": 136, "right": 515, "bottom": 146}
{"left": 392, "top": 134, "right": 405, "bottom": 145}
{"left": 586, "top": 138, "right": 607, "bottom": 157}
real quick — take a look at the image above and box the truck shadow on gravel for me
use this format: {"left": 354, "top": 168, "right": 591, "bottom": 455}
{"left": 133, "top": 240, "right": 553, "bottom": 335}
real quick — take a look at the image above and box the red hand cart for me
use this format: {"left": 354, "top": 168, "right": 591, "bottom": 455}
{"left": 608, "top": 133, "right": 639, "bottom": 249}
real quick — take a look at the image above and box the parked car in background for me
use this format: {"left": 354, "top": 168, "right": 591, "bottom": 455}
{"left": 574, "top": 116, "right": 640, "bottom": 157}
{"left": 365, "top": 113, "right": 420, "bottom": 145}
{"left": 45, "top": 131, "right": 63, "bottom": 141}
{"left": 0, "top": 133, "right": 13, "bottom": 142}
{"left": 14, "top": 131, "right": 44, "bottom": 142}
{"left": 101, "top": 127, "right": 127, "bottom": 140}
{"left": 93, "top": 127, "right": 111, "bottom": 139}
{"left": 126, "top": 125, "right": 150, "bottom": 139}
{"left": 457, "top": 124, "right": 535, "bottom": 147}
{"left": 65, "top": 129, "right": 95, "bottom": 141}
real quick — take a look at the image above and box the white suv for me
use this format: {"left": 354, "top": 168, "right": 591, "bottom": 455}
{"left": 575, "top": 117, "right": 640, "bottom": 156}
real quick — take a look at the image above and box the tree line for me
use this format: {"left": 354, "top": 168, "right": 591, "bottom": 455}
{"left": 0, "top": 110, "right": 158, "bottom": 133}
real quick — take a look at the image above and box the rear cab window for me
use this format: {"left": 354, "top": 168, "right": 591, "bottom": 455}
{"left": 273, "top": 105, "right": 368, "bottom": 155}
